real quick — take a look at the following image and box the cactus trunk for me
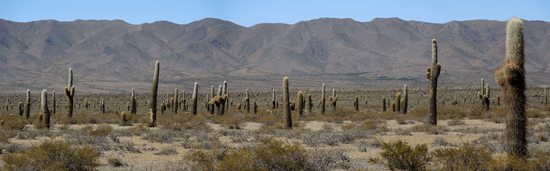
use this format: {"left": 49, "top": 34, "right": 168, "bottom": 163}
{"left": 191, "top": 82, "right": 198, "bottom": 115}
{"left": 495, "top": 18, "right": 527, "bottom": 158}
{"left": 25, "top": 89, "right": 31, "bottom": 119}
{"left": 41, "top": 89, "right": 50, "bottom": 129}
{"left": 402, "top": 85, "right": 408, "bottom": 114}
{"left": 321, "top": 83, "right": 326, "bottom": 114}
{"left": 149, "top": 61, "right": 159, "bottom": 127}
{"left": 283, "top": 76, "right": 292, "bottom": 129}
{"left": 426, "top": 39, "right": 441, "bottom": 125}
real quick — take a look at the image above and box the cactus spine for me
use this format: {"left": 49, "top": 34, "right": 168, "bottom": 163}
{"left": 402, "top": 85, "right": 408, "bottom": 114}
{"left": 191, "top": 82, "right": 198, "bottom": 115}
{"left": 40, "top": 89, "right": 50, "bottom": 129}
{"left": 321, "top": 83, "right": 326, "bottom": 114}
{"left": 149, "top": 61, "right": 159, "bottom": 127}
{"left": 65, "top": 68, "right": 75, "bottom": 118}
{"left": 130, "top": 89, "right": 137, "bottom": 114}
{"left": 283, "top": 76, "right": 292, "bottom": 129}
{"left": 297, "top": 91, "right": 304, "bottom": 116}
{"left": 426, "top": 39, "right": 441, "bottom": 125}
{"left": 495, "top": 18, "right": 527, "bottom": 158}
{"left": 25, "top": 89, "right": 31, "bottom": 119}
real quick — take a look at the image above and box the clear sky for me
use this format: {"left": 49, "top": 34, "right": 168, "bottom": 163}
{"left": 1, "top": 0, "right": 549, "bottom": 26}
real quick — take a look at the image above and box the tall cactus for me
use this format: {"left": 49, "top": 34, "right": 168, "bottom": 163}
{"left": 329, "top": 88, "right": 338, "bottom": 111}
{"left": 426, "top": 39, "right": 441, "bottom": 125}
{"left": 65, "top": 68, "right": 75, "bottom": 118}
{"left": 396, "top": 92, "right": 402, "bottom": 112}
{"left": 283, "top": 76, "right": 292, "bottom": 129}
{"left": 25, "top": 89, "right": 31, "bottom": 119}
{"left": 321, "top": 83, "right": 326, "bottom": 114}
{"left": 130, "top": 89, "right": 137, "bottom": 114}
{"left": 402, "top": 85, "right": 408, "bottom": 114}
{"left": 495, "top": 18, "right": 527, "bottom": 158}
{"left": 479, "top": 83, "right": 490, "bottom": 111}
{"left": 245, "top": 89, "right": 250, "bottom": 113}
{"left": 354, "top": 96, "right": 359, "bottom": 111}
{"left": 297, "top": 91, "right": 304, "bottom": 116}
{"left": 52, "top": 90, "right": 56, "bottom": 115}
{"left": 100, "top": 99, "right": 105, "bottom": 114}
{"left": 382, "top": 97, "right": 386, "bottom": 112}
{"left": 41, "top": 89, "right": 51, "bottom": 129}
{"left": 307, "top": 94, "right": 313, "bottom": 114}
{"left": 148, "top": 61, "right": 159, "bottom": 127}
{"left": 18, "top": 101, "right": 23, "bottom": 116}
{"left": 191, "top": 82, "right": 198, "bottom": 115}
{"left": 272, "top": 88, "right": 276, "bottom": 110}
{"left": 173, "top": 88, "right": 179, "bottom": 114}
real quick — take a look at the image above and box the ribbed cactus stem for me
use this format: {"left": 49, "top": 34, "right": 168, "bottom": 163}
{"left": 222, "top": 80, "right": 227, "bottom": 95}
{"left": 396, "top": 92, "right": 402, "bottom": 112}
{"left": 217, "top": 85, "right": 222, "bottom": 96}
{"left": 51, "top": 90, "right": 56, "bottom": 115}
{"left": 307, "top": 94, "right": 313, "bottom": 114}
{"left": 100, "top": 99, "right": 105, "bottom": 114}
{"left": 402, "top": 85, "right": 408, "bottom": 114}
{"left": 382, "top": 97, "right": 386, "bottom": 112}
{"left": 297, "top": 91, "right": 304, "bottom": 116}
{"left": 245, "top": 89, "right": 250, "bottom": 113}
{"left": 65, "top": 68, "right": 75, "bottom": 118}
{"left": 25, "top": 89, "right": 31, "bottom": 119}
{"left": 321, "top": 83, "right": 326, "bottom": 114}
{"left": 41, "top": 89, "right": 50, "bottom": 129}
{"left": 426, "top": 39, "right": 441, "bottom": 125}
{"left": 149, "top": 61, "right": 159, "bottom": 127}
{"left": 272, "top": 88, "right": 276, "bottom": 110}
{"left": 130, "top": 89, "right": 137, "bottom": 114}
{"left": 18, "top": 101, "right": 23, "bottom": 116}
{"left": 191, "top": 82, "right": 198, "bottom": 115}
{"left": 173, "top": 88, "right": 179, "bottom": 114}
{"left": 283, "top": 76, "right": 292, "bottom": 129}
{"left": 495, "top": 18, "right": 527, "bottom": 158}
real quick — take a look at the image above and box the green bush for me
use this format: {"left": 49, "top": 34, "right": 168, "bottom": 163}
{"left": 1, "top": 140, "right": 100, "bottom": 170}
{"left": 254, "top": 139, "right": 308, "bottom": 170}
{"left": 432, "top": 143, "right": 492, "bottom": 171}
{"left": 380, "top": 140, "right": 430, "bottom": 171}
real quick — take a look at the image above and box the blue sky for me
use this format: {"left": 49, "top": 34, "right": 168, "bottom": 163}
{"left": 1, "top": 0, "right": 549, "bottom": 26}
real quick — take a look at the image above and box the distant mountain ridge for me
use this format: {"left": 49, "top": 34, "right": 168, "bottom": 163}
{"left": 1, "top": 17, "right": 549, "bottom": 91}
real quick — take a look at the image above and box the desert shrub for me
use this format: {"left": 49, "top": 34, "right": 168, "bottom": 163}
{"left": 488, "top": 150, "right": 550, "bottom": 171}
{"left": 88, "top": 124, "right": 113, "bottom": 137}
{"left": 254, "top": 139, "right": 308, "bottom": 170}
{"left": 447, "top": 119, "right": 465, "bottom": 126}
{"left": 154, "top": 147, "right": 178, "bottom": 156}
{"left": 186, "top": 139, "right": 307, "bottom": 171}
{"left": 211, "top": 113, "right": 244, "bottom": 129}
{"left": 380, "top": 141, "right": 430, "bottom": 171}
{"left": 108, "top": 157, "right": 127, "bottom": 167}
{"left": 432, "top": 137, "right": 452, "bottom": 147}
{"left": 1, "top": 140, "right": 100, "bottom": 170}
{"left": 432, "top": 143, "right": 492, "bottom": 170}
{"left": 215, "top": 148, "right": 256, "bottom": 171}
{"left": 306, "top": 149, "right": 351, "bottom": 170}
{"left": 409, "top": 124, "right": 448, "bottom": 135}
{"left": 0, "top": 115, "right": 28, "bottom": 130}
{"left": 0, "top": 129, "right": 16, "bottom": 143}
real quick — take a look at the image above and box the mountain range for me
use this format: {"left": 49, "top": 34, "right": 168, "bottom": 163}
{"left": 1, "top": 17, "right": 549, "bottom": 92}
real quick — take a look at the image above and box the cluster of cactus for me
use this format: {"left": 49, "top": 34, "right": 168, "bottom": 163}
{"left": 495, "top": 18, "right": 527, "bottom": 158}
{"left": 65, "top": 68, "right": 76, "bottom": 118}
{"left": 426, "top": 39, "right": 441, "bottom": 125}
{"left": 148, "top": 61, "right": 159, "bottom": 127}
{"left": 282, "top": 76, "right": 292, "bottom": 129}
{"left": 478, "top": 78, "right": 490, "bottom": 111}
{"left": 209, "top": 81, "right": 228, "bottom": 115}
